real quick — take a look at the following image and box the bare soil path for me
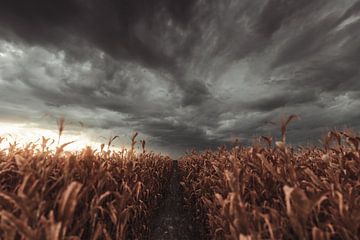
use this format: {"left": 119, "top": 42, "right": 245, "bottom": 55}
{"left": 149, "top": 160, "right": 204, "bottom": 240}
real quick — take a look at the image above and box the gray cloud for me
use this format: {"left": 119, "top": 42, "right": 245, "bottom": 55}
{"left": 0, "top": 0, "right": 360, "bottom": 157}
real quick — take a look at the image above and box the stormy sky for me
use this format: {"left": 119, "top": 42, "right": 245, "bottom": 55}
{"left": 0, "top": 0, "right": 360, "bottom": 157}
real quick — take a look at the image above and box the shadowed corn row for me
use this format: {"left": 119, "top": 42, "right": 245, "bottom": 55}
{"left": 0, "top": 136, "right": 173, "bottom": 240}
{"left": 179, "top": 129, "right": 360, "bottom": 240}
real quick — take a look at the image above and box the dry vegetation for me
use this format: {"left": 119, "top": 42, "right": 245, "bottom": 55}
{"left": 0, "top": 133, "right": 172, "bottom": 239}
{"left": 179, "top": 117, "right": 360, "bottom": 240}
{"left": 1, "top": 116, "right": 359, "bottom": 240}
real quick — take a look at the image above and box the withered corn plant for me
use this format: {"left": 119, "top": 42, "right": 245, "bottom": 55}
{"left": 0, "top": 136, "right": 172, "bottom": 240}
{"left": 179, "top": 127, "right": 360, "bottom": 240}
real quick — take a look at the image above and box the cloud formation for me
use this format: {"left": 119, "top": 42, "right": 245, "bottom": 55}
{"left": 0, "top": 0, "right": 360, "bottom": 157}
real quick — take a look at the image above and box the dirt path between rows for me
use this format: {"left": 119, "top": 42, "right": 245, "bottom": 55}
{"left": 150, "top": 160, "right": 204, "bottom": 240}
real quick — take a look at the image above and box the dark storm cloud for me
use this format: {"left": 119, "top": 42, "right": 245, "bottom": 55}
{"left": 244, "top": 90, "right": 319, "bottom": 112}
{"left": 181, "top": 80, "right": 211, "bottom": 106}
{"left": 1, "top": 0, "right": 360, "bottom": 157}
{"left": 0, "top": 0, "right": 195, "bottom": 68}
{"left": 138, "top": 118, "right": 225, "bottom": 153}
{"left": 255, "top": 0, "right": 315, "bottom": 37}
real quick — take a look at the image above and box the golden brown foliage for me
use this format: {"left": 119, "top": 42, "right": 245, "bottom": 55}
{"left": 0, "top": 140, "right": 172, "bottom": 239}
{"left": 179, "top": 130, "right": 360, "bottom": 240}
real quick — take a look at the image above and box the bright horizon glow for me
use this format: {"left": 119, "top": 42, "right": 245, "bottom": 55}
{"left": 0, "top": 122, "right": 169, "bottom": 156}
{"left": 0, "top": 122, "right": 106, "bottom": 152}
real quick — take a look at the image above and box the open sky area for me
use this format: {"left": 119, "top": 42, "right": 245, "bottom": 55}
{"left": 1, "top": 0, "right": 360, "bottom": 157}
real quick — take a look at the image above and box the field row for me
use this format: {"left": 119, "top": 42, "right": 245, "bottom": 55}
{"left": 0, "top": 136, "right": 173, "bottom": 239}
{"left": 179, "top": 130, "right": 360, "bottom": 239}
{"left": 0, "top": 129, "right": 360, "bottom": 239}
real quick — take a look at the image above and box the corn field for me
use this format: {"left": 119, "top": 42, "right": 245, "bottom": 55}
{"left": 179, "top": 129, "right": 360, "bottom": 239}
{"left": 0, "top": 119, "right": 360, "bottom": 239}
{"left": 0, "top": 135, "right": 173, "bottom": 239}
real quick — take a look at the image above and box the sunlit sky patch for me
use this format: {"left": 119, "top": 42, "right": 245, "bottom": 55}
{"left": 0, "top": 122, "right": 105, "bottom": 152}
